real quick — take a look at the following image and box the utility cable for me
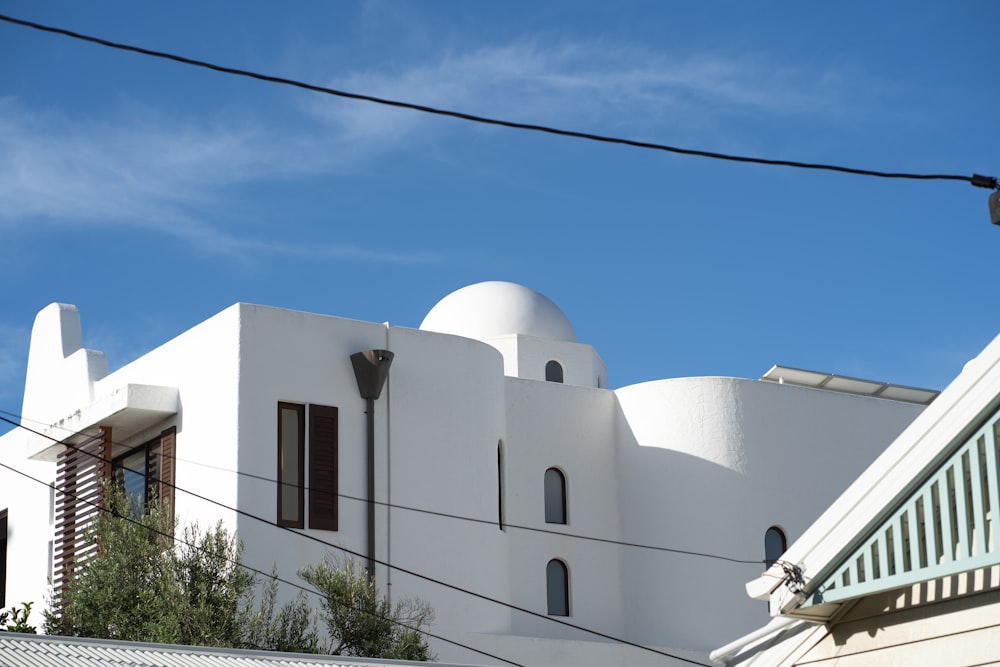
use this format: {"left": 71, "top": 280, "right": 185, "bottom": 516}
{"left": 0, "top": 459, "right": 527, "bottom": 667}
{"left": 0, "top": 13, "right": 995, "bottom": 191}
{"left": 0, "top": 409, "right": 763, "bottom": 565}
{"left": 2, "top": 415, "right": 714, "bottom": 666}
{"left": 166, "top": 453, "right": 762, "bottom": 564}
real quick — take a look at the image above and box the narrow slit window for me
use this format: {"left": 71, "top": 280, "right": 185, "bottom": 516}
{"left": 545, "top": 468, "right": 567, "bottom": 524}
{"left": 498, "top": 441, "right": 505, "bottom": 530}
{"left": 0, "top": 508, "right": 7, "bottom": 608}
{"left": 546, "top": 559, "right": 569, "bottom": 616}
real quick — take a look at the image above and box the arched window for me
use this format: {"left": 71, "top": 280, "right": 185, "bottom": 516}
{"left": 765, "top": 526, "right": 787, "bottom": 566}
{"left": 544, "top": 468, "right": 567, "bottom": 524}
{"left": 545, "top": 360, "right": 564, "bottom": 383}
{"left": 546, "top": 559, "right": 569, "bottom": 616}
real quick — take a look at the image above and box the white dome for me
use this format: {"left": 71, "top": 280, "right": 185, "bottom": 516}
{"left": 420, "top": 281, "right": 577, "bottom": 342}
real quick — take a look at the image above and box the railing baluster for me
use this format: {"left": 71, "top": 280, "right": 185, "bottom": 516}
{"left": 914, "top": 484, "right": 940, "bottom": 568}
{"left": 938, "top": 467, "right": 955, "bottom": 563}
{"left": 968, "top": 437, "right": 988, "bottom": 558}
{"left": 956, "top": 450, "right": 974, "bottom": 559}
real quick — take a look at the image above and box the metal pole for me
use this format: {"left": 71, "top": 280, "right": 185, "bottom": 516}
{"left": 349, "top": 349, "right": 393, "bottom": 583}
{"left": 366, "top": 396, "right": 376, "bottom": 581}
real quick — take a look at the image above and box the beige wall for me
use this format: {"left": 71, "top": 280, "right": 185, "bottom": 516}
{"left": 787, "top": 570, "right": 1000, "bottom": 666}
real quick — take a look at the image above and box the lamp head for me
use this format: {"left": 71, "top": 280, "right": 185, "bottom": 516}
{"left": 350, "top": 349, "right": 394, "bottom": 400}
{"left": 990, "top": 190, "right": 1000, "bottom": 227}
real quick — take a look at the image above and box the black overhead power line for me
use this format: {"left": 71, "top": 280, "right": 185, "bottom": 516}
{"left": 0, "top": 12, "right": 996, "bottom": 192}
{"left": 0, "top": 410, "right": 762, "bottom": 566}
{"left": 0, "top": 459, "right": 528, "bottom": 667}
{"left": 0, "top": 410, "right": 763, "bottom": 565}
{"left": 0, "top": 416, "right": 715, "bottom": 667}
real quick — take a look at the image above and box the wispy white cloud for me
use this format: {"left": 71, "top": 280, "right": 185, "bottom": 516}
{"left": 0, "top": 98, "right": 435, "bottom": 262}
{"left": 0, "top": 35, "right": 875, "bottom": 257}
{"left": 304, "top": 38, "right": 858, "bottom": 146}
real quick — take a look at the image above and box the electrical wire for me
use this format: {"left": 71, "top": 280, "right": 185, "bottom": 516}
{"left": 5, "top": 411, "right": 761, "bottom": 563}
{"left": 0, "top": 409, "right": 763, "bottom": 565}
{"left": 1, "top": 416, "right": 715, "bottom": 666}
{"left": 0, "top": 458, "right": 527, "bottom": 667}
{"left": 0, "top": 12, "right": 995, "bottom": 191}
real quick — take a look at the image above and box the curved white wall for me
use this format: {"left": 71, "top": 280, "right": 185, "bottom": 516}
{"left": 614, "top": 377, "right": 925, "bottom": 650}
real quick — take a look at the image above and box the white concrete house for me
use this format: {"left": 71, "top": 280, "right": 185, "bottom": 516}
{"left": 0, "top": 281, "right": 937, "bottom": 666}
{"left": 712, "top": 330, "right": 1000, "bottom": 666}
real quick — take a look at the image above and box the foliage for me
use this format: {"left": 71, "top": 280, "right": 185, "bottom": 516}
{"left": 0, "top": 601, "right": 38, "bottom": 633}
{"left": 43, "top": 485, "right": 255, "bottom": 647}
{"left": 299, "top": 556, "right": 435, "bottom": 661}
{"left": 240, "top": 570, "right": 321, "bottom": 654}
{"left": 42, "top": 485, "right": 435, "bottom": 660}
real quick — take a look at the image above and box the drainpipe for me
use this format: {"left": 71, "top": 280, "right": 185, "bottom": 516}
{"left": 384, "top": 324, "right": 392, "bottom": 601}
{"left": 350, "top": 349, "right": 394, "bottom": 581}
{"left": 709, "top": 616, "right": 800, "bottom": 664}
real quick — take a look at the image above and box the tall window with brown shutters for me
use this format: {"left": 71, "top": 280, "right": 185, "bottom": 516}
{"left": 277, "top": 402, "right": 338, "bottom": 531}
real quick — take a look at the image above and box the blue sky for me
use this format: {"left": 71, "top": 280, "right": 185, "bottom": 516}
{"left": 1, "top": 1, "right": 998, "bottom": 432}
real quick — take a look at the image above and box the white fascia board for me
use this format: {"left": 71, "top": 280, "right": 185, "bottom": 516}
{"left": 26, "top": 383, "right": 179, "bottom": 461}
{"left": 744, "top": 331, "right": 1000, "bottom": 613}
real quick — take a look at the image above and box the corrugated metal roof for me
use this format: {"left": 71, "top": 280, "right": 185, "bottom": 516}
{"left": 0, "top": 632, "right": 484, "bottom": 667}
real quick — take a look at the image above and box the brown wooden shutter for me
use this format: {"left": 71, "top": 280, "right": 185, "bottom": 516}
{"left": 308, "top": 404, "right": 339, "bottom": 531}
{"left": 158, "top": 426, "right": 176, "bottom": 511}
{"left": 53, "top": 427, "right": 111, "bottom": 598}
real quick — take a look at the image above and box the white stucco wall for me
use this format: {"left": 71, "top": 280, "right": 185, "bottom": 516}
{"left": 21, "top": 304, "right": 108, "bottom": 427}
{"left": 232, "top": 305, "right": 514, "bottom": 643}
{"left": 482, "top": 334, "right": 607, "bottom": 388}
{"left": 91, "top": 305, "right": 243, "bottom": 532}
{"left": 502, "top": 378, "right": 625, "bottom": 639}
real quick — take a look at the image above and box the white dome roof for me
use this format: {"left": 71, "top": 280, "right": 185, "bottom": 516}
{"left": 420, "top": 281, "right": 577, "bottom": 342}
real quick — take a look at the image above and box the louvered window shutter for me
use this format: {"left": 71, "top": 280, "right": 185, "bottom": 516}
{"left": 53, "top": 427, "right": 111, "bottom": 598}
{"left": 158, "top": 426, "right": 176, "bottom": 510}
{"left": 309, "top": 405, "right": 339, "bottom": 531}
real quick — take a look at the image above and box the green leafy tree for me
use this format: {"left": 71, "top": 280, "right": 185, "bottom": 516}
{"left": 299, "top": 556, "right": 435, "bottom": 661}
{"left": 42, "top": 485, "right": 435, "bottom": 660}
{"left": 44, "top": 487, "right": 192, "bottom": 642}
{"left": 0, "top": 602, "right": 38, "bottom": 633}
{"left": 43, "top": 485, "right": 275, "bottom": 648}
{"left": 240, "top": 571, "right": 321, "bottom": 654}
